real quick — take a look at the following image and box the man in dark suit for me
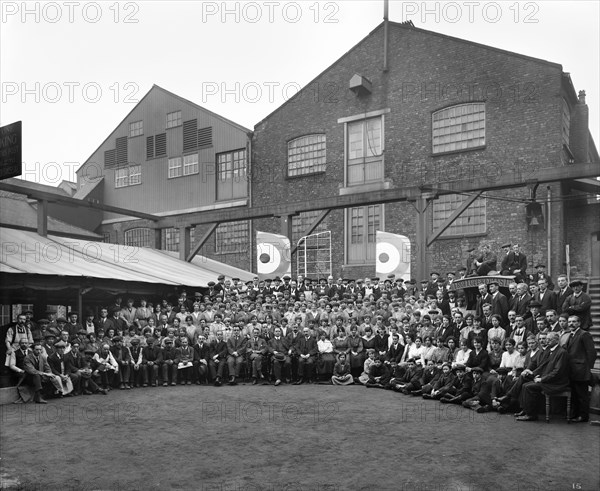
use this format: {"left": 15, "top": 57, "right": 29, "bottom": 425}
{"left": 534, "top": 278, "right": 557, "bottom": 315}
{"left": 226, "top": 326, "right": 246, "bottom": 384}
{"left": 385, "top": 334, "right": 404, "bottom": 366}
{"left": 514, "top": 283, "right": 532, "bottom": 317}
{"left": 530, "top": 264, "right": 554, "bottom": 290}
{"left": 47, "top": 341, "right": 73, "bottom": 396}
{"left": 24, "top": 343, "right": 61, "bottom": 403}
{"left": 499, "top": 243, "right": 513, "bottom": 275}
{"left": 141, "top": 337, "right": 162, "bottom": 387}
{"left": 474, "top": 244, "right": 497, "bottom": 276}
{"left": 193, "top": 335, "right": 211, "bottom": 384}
{"left": 269, "top": 327, "right": 291, "bottom": 385}
{"left": 110, "top": 337, "right": 131, "bottom": 389}
{"left": 475, "top": 284, "right": 492, "bottom": 319}
{"left": 489, "top": 281, "right": 509, "bottom": 323}
{"left": 247, "top": 327, "right": 268, "bottom": 384}
{"left": 294, "top": 327, "right": 317, "bottom": 384}
{"left": 562, "top": 280, "right": 592, "bottom": 330}
{"left": 507, "top": 282, "right": 519, "bottom": 313}
{"left": 524, "top": 301, "right": 544, "bottom": 335}
{"left": 517, "top": 332, "right": 569, "bottom": 421}
{"left": 94, "top": 308, "right": 111, "bottom": 334}
{"left": 209, "top": 330, "right": 228, "bottom": 386}
{"left": 64, "top": 339, "right": 85, "bottom": 394}
{"left": 501, "top": 244, "right": 528, "bottom": 282}
{"left": 565, "top": 315, "right": 597, "bottom": 422}
{"left": 555, "top": 275, "right": 573, "bottom": 315}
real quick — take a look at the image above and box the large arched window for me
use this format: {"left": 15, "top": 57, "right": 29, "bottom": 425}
{"left": 432, "top": 103, "right": 485, "bottom": 154}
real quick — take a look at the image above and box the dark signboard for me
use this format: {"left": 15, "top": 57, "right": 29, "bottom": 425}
{"left": 0, "top": 121, "right": 22, "bottom": 180}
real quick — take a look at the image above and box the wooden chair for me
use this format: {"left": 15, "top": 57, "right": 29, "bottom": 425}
{"left": 544, "top": 390, "right": 571, "bottom": 423}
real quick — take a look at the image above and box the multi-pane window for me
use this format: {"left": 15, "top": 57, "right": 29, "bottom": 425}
{"left": 562, "top": 98, "right": 571, "bottom": 148}
{"left": 215, "top": 221, "right": 249, "bottom": 254}
{"left": 115, "top": 168, "right": 129, "bottom": 188}
{"left": 346, "top": 205, "right": 381, "bottom": 264}
{"left": 129, "top": 120, "right": 143, "bottom": 138}
{"left": 217, "top": 149, "right": 247, "bottom": 200}
{"left": 102, "top": 232, "right": 112, "bottom": 243}
{"left": 115, "top": 165, "right": 141, "bottom": 188}
{"left": 183, "top": 154, "right": 199, "bottom": 176}
{"left": 160, "top": 227, "right": 195, "bottom": 252}
{"left": 166, "top": 111, "right": 182, "bottom": 129}
{"left": 168, "top": 157, "right": 183, "bottom": 179}
{"left": 292, "top": 210, "right": 328, "bottom": 244}
{"left": 288, "top": 134, "right": 326, "bottom": 176}
{"left": 169, "top": 155, "right": 198, "bottom": 178}
{"left": 0, "top": 305, "right": 11, "bottom": 327}
{"left": 129, "top": 165, "right": 141, "bottom": 185}
{"left": 347, "top": 117, "right": 383, "bottom": 185}
{"left": 432, "top": 103, "right": 485, "bottom": 154}
{"left": 124, "top": 228, "right": 152, "bottom": 248}
{"left": 432, "top": 194, "right": 486, "bottom": 236}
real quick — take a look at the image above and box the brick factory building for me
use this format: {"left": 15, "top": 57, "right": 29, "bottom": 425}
{"left": 251, "top": 21, "right": 599, "bottom": 280}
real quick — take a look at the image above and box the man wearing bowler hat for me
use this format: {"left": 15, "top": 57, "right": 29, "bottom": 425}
{"left": 562, "top": 280, "right": 592, "bottom": 330}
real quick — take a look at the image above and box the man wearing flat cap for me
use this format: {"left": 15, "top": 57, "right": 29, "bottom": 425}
{"left": 47, "top": 341, "right": 74, "bottom": 396}
{"left": 562, "top": 280, "right": 592, "bottom": 330}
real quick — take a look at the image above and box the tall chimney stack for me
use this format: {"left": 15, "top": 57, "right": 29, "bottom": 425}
{"left": 571, "top": 89, "right": 590, "bottom": 163}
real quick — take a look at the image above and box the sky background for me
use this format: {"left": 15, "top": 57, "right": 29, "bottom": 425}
{"left": 1, "top": 0, "right": 599, "bottom": 186}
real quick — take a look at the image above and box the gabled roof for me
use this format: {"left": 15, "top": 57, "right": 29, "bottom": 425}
{"left": 255, "top": 21, "right": 563, "bottom": 128}
{"left": 76, "top": 84, "right": 252, "bottom": 176}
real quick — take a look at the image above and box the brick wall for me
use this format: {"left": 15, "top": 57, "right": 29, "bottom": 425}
{"left": 252, "top": 23, "right": 567, "bottom": 280}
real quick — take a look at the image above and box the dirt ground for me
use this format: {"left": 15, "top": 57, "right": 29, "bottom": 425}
{"left": 1, "top": 383, "right": 598, "bottom": 491}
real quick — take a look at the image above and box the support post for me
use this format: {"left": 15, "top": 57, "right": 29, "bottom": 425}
{"left": 413, "top": 195, "right": 433, "bottom": 282}
{"left": 179, "top": 226, "right": 191, "bottom": 262}
{"left": 37, "top": 199, "right": 48, "bottom": 237}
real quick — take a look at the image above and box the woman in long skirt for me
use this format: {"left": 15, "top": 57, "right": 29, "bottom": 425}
{"left": 317, "top": 333, "right": 336, "bottom": 379}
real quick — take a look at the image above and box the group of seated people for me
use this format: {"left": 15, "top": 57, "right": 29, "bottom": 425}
{"left": 4, "top": 272, "right": 596, "bottom": 422}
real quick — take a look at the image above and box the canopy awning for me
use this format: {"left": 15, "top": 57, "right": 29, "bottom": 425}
{"left": 0, "top": 227, "right": 253, "bottom": 289}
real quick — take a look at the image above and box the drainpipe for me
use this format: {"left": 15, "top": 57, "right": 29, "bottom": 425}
{"left": 547, "top": 186, "right": 552, "bottom": 276}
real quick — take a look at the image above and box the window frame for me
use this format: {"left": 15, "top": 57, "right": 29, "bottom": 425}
{"left": 129, "top": 120, "right": 143, "bottom": 138}
{"left": 287, "top": 134, "right": 327, "bottom": 177}
{"left": 215, "top": 221, "right": 249, "bottom": 254}
{"left": 168, "top": 157, "right": 183, "bottom": 179}
{"left": 216, "top": 148, "right": 247, "bottom": 201}
{"left": 431, "top": 102, "right": 486, "bottom": 156}
{"left": 183, "top": 154, "right": 199, "bottom": 176}
{"left": 115, "top": 165, "right": 142, "bottom": 188}
{"left": 345, "top": 204, "right": 383, "bottom": 265}
{"left": 345, "top": 116, "right": 384, "bottom": 186}
{"left": 124, "top": 228, "right": 152, "bottom": 248}
{"left": 431, "top": 194, "right": 487, "bottom": 238}
{"left": 166, "top": 110, "right": 182, "bottom": 129}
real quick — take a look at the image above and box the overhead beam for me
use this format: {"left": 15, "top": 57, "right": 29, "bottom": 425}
{"left": 158, "top": 163, "right": 600, "bottom": 228}
{"left": 186, "top": 223, "right": 219, "bottom": 262}
{"left": 0, "top": 181, "right": 159, "bottom": 221}
{"left": 427, "top": 191, "right": 483, "bottom": 246}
